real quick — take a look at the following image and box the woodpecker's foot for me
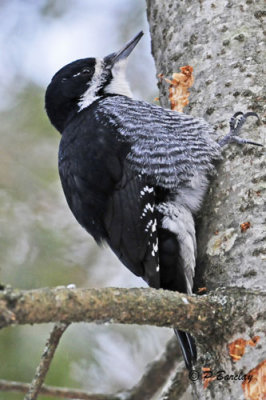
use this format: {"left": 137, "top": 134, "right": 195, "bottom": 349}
{"left": 218, "top": 111, "right": 262, "bottom": 147}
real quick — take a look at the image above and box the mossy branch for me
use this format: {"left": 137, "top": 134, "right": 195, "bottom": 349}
{"left": 0, "top": 286, "right": 264, "bottom": 341}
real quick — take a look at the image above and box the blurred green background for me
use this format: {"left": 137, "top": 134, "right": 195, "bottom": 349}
{"left": 0, "top": 1, "right": 172, "bottom": 399}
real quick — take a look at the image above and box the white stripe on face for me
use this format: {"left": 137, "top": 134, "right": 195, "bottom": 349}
{"left": 78, "top": 58, "right": 103, "bottom": 111}
{"left": 104, "top": 59, "right": 132, "bottom": 98}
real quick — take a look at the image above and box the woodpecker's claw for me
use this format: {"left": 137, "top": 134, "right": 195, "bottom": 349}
{"left": 219, "top": 112, "right": 262, "bottom": 147}
{"left": 229, "top": 111, "right": 244, "bottom": 131}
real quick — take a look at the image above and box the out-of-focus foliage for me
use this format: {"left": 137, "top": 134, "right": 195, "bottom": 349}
{"left": 0, "top": 81, "right": 94, "bottom": 400}
{"left": 0, "top": 83, "right": 91, "bottom": 289}
{"left": 0, "top": 1, "right": 171, "bottom": 399}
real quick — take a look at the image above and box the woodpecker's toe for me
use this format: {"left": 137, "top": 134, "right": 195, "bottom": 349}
{"left": 219, "top": 111, "right": 261, "bottom": 147}
{"left": 229, "top": 111, "right": 244, "bottom": 131}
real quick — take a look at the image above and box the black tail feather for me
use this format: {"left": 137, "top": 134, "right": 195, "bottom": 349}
{"left": 157, "top": 228, "right": 197, "bottom": 369}
{"left": 174, "top": 329, "right": 197, "bottom": 370}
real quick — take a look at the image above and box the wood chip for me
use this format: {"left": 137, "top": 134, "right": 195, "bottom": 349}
{"left": 228, "top": 336, "right": 260, "bottom": 362}
{"left": 163, "top": 66, "right": 194, "bottom": 112}
{"left": 242, "top": 360, "right": 266, "bottom": 400}
{"left": 240, "top": 222, "right": 251, "bottom": 233}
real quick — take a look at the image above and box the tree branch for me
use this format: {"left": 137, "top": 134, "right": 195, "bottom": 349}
{"left": 0, "top": 286, "right": 264, "bottom": 342}
{"left": 0, "top": 337, "right": 184, "bottom": 400}
{"left": 161, "top": 365, "right": 190, "bottom": 400}
{"left": 25, "top": 322, "right": 69, "bottom": 400}
{"left": 127, "top": 336, "right": 181, "bottom": 400}
{"left": 0, "top": 379, "right": 121, "bottom": 400}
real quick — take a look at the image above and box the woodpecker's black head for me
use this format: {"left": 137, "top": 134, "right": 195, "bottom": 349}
{"left": 45, "top": 31, "right": 143, "bottom": 133}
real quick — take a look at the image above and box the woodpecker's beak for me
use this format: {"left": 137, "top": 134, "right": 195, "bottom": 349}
{"left": 105, "top": 31, "right": 144, "bottom": 67}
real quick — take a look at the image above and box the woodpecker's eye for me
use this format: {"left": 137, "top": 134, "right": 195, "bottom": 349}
{"left": 71, "top": 69, "right": 91, "bottom": 79}
{"left": 79, "top": 69, "right": 91, "bottom": 77}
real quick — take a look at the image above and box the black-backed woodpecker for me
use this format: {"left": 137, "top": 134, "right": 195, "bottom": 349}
{"left": 45, "top": 31, "right": 260, "bottom": 369}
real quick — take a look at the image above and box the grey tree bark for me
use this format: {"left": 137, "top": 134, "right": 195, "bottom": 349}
{"left": 146, "top": 0, "right": 265, "bottom": 399}
{"left": 1, "top": 3, "right": 265, "bottom": 400}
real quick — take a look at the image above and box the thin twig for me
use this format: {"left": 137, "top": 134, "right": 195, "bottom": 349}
{"left": 161, "top": 364, "right": 190, "bottom": 400}
{"left": 24, "top": 322, "right": 69, "bottom": 400}
{"left": 0, "top": 379, "right": 121, "bottom": 399}
{"left": 0, "top": 337, "right": 184, "bottom": 400}
{"left": 127, "top": 336, "right": 181, "bottom": 400}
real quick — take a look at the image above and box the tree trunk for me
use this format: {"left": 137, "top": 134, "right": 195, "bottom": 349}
{"left": 146, "top": 0, "right": 265, "bottom": 398}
